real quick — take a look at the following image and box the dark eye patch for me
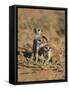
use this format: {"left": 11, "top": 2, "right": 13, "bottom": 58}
{"left": 38, "top": 29, "right": 40, "bottom": 31}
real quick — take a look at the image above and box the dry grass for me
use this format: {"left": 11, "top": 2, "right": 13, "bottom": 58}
{"left": 17, "top": 8, "right": 65, "bottom": 82}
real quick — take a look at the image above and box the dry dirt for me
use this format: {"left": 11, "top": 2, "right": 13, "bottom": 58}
{"left": 17, "top": 8, "right": 65, "bottom": 82}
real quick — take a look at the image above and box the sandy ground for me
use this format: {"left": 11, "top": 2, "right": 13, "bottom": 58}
{"left": 17, "top": 8, "right": 65, "bottom": 82}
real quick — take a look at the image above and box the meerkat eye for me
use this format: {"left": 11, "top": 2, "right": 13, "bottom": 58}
{"left": 38, "top": 29, "right": 40, "bottom": 31}
{"left": 33, "top": 28, "right": 36, "bottom": 33}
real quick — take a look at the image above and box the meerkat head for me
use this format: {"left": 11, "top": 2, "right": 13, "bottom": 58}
{"left": 33, "top": 27, "right": 42, "bottom": 35}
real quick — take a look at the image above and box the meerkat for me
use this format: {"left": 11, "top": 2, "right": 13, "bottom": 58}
{"left": 32, "top": 27, "right": 48, "bottom": 64}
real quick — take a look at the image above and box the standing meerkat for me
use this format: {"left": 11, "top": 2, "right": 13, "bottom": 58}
{"left": 32, "top": 27, "right": 48, "bottom": 64}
